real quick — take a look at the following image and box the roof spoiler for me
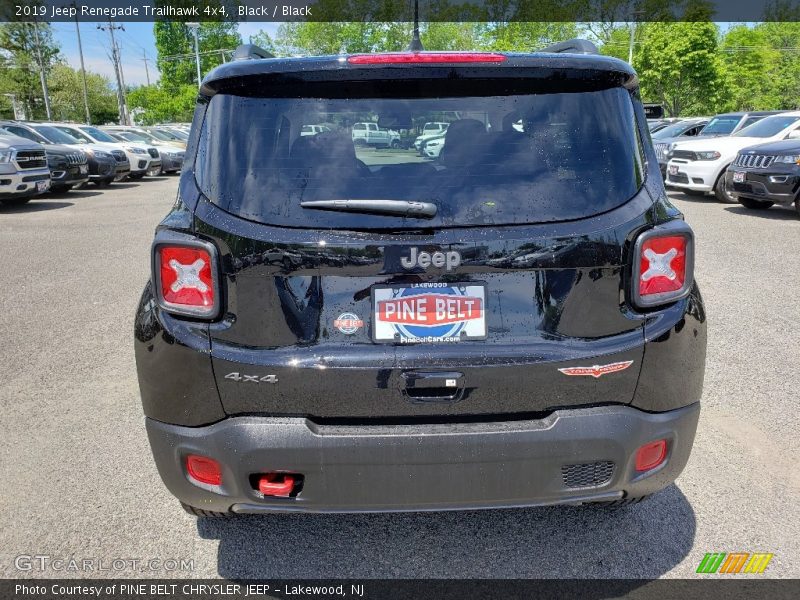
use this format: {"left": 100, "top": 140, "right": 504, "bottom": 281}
{"left": 232, "top": 44, "right": 275, "bottom": 61}
{"left": 539, "top": 39, "right": 598, "bottom": 55}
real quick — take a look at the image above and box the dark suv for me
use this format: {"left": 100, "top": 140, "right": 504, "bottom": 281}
{"left": 725, "top": 140, "right": 800, "bottom": 218}
{"left": 135, "top": 42, "right": 707, "bottom": 516}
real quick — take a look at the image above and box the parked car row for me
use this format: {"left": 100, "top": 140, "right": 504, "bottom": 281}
{"left": 651, "top": 110, "right": 800, "bottom": 218}
{"left": 0, "top": 122, "right": 187, "bottom": 206}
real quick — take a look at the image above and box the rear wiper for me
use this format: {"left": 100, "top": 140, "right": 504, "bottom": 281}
{"left": 300, "top": 199, "right": 437, "bottom": 218}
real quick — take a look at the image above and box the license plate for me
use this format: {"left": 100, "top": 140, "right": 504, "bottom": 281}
{"left": 733, "top": 171, "right": 746, "bottom": 183}
{"left": 36, "top": 180, "right": 49, "bottom": 192}
{"left": 79, "top": 164, "right": 88, "bottom": 174}
{"left": 668, "top": 165, "right": 679, "bottom": 176}
{"left": 372, "top": 282, "right": 487, "bottom": 343}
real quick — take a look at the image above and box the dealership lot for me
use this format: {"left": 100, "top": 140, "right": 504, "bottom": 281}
{"left": 0, "top": 178, "right": 797, "bottom": 579}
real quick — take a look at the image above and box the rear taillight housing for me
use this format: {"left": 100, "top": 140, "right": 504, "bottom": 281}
{"left": 152, "top": 236, "right": 219, "bottom": 318}
{"left": 632, "top": 221, "right": 694, "bottom": 308}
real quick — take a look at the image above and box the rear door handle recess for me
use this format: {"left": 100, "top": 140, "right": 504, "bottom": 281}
{"left": 401, "top": 371, "right": 465, "bottom": 402}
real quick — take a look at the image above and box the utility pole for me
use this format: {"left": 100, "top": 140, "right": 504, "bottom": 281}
{"left": 31, "top": 20, "right": 52, "bottom": 120}
{"left": 72, "top": 3, "right": 91, "bottom": 124}
{"left": 187, "top": 22, "right": 202, "bottom": 88}
{"left": 141, "top": 51, "right": 151, "bottom": 86}
{"left": 98, "top": 20, "right": 129, "bottom": 125}
{"left": 628, "top": 20, "right": 635, "bottom": 64}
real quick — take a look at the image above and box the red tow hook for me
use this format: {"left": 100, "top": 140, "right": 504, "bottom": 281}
{"left": 258, "top": 473, "right": 296, "bottom": 497}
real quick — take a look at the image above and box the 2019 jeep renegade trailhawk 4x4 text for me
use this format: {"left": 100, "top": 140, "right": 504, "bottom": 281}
{"left": 135, "top": 42, "right": 706, "bottom": 516}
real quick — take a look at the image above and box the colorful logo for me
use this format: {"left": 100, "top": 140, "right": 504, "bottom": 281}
{"left": 333, "top": 313, "right": 363, "bottom": 335}
{"left": 558, "top": 360, "right": 634, "bottom": 378}
{"left": 696, "top": 552, "right": 774, "bottom": 574}
{"left": 377, "top": 286, "right": 483, "bottom": 341}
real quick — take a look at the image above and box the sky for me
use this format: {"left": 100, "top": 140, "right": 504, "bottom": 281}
{"left": 51, "top": 20, "right": 740, "bottom": 89}
{"left": 51, "top": 21, "right": 281, "bottom": 86}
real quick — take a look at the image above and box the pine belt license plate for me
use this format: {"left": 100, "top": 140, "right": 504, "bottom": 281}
{"left": 371, "top": 282, "right": 487, "bottom": 343}
{"left": 733, "top": 171, "right": 746, "bottom": 183}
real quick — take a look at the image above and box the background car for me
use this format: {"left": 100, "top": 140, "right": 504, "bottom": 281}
{"left": 101, "top": 129, "right": 162, "bottom": 178}
{"left": 38, "top": 122, "right": 122, "bottom": 187}
{"left": 103, "top": 127, "right": 180, "bottom": 175}
{"left": 142, "top": 127, "right": 187, "bottom": 149}
{"left": 652, "top": 118, "right": 710, "bottom": 177}
{"left": 51, "top": 124, "right": 131, "bottom": 183}
{"left": 300, "top": 124, "right": 332, "bottom": 137}
{"left": 725, "top": 139, "right": 800, "bottom": 218}
{"left": 666, "top": 112, "right": 800, "bottom": 202}
{"left": 0, "top": 121, "right": 89, "bottom": 193}
{"left": 414, "top": 122, "right": 449, "bottom": 154}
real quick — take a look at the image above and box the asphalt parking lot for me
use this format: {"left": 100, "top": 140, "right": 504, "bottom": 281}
{"left": 0, "top": 177, "right": 798, "bottom": 580}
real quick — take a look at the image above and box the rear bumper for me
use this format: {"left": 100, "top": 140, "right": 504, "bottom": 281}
{"left": 146, "top": 402, "right": 700, "bottom": 514}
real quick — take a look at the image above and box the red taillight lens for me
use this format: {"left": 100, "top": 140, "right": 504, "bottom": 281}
{"left": 639, "top": 235, "right": 687, "bottom": 295}
{"left": 348, "top": 52, "right": 507, "bottom": 64}
{"left": 632, "top": 223, "right": 694, "bottom": 308}
{"left": 186, "top": 455, "right": 222, "bottom": 486}
{"left": 153, "top": 242, "right": 218, "bottom": 318}
{"left": 635, "top": 439, "right": 668, "bottom": 472}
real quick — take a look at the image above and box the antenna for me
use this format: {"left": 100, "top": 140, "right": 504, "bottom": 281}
{"left": 407, "top": 0, "right": 424, "bottom": 52}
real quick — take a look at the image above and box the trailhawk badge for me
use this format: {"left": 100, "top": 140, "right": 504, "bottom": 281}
{"left": 558, "top": 360, "right": 634, "bottom": 378}
{"left": 334, "top": 313, "right": 364, "bottom": 335}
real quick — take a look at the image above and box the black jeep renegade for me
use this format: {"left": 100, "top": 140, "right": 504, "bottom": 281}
{"left": 135, "top": 41, "right": 706, "bottom": 516}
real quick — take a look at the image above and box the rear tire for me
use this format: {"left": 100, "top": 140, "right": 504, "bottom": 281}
{"left": 796, "top": 198, "right": 800, "bottom": 219}
{"left": 1, "top": 197, "right": 31, "bottom": 206}
{"left": 128, "top": 172, "right": 145, "bottom": 180}
{"left": 50, "top": 185, "right": 72, "bottom": 193}
{"left": 391, "top": 140, "right": 400, "bottom": 149}
{"left": 738, "top": 197, "right": 774, "bottom": 210}
{"left": 180, "top": 502, "right": 232, "bottom": 518}
{"left": 714, "top": 171, "right": 736, "bottom": 203}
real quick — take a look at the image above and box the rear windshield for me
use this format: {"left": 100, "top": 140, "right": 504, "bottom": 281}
{"left": 195, "top": 82, "right": 644, "bottom": 228}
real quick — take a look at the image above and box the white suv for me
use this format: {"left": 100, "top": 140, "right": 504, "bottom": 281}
{"left": 666, "top": 112, "right": 800, "bottom": 202}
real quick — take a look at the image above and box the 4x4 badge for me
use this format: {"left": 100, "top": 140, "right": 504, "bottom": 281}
{"left": 558, "top": 360, "right": 634, "bottom": 378}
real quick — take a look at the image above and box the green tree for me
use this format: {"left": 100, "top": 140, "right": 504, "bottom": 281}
{"left": 635, "top": 21, "right": 723, "bottom": 116}
{"left": 154, "top": 19, "right": 241, "bottom": 92}
{"left": 719, "top": 26, "right": 780, "bottom": 111}
{"left": 46, "top": 64, "right": 118, "bottom": 124}
{"left": 758, "top": 22, "right": 800, "bottom": 110}
{"left": 127, "top": 84, "right": 197, "bottom": 124}
{"left": 0, "top": 22, "right": 60, "bottom": 119}
{"left": 478, "top": 22, "right": 580, "bottom": 51}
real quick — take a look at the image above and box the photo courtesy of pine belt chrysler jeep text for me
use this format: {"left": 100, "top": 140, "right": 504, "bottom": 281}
{"left": 135, "top": 40, "right": 707, "bottom": 516}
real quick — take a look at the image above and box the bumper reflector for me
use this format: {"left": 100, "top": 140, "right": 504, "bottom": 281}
{"left": 186, "top": 454, "right": 222, "bottom": 486}
{"left": 635, "top": 439, "right": 668, "bottom": 472}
